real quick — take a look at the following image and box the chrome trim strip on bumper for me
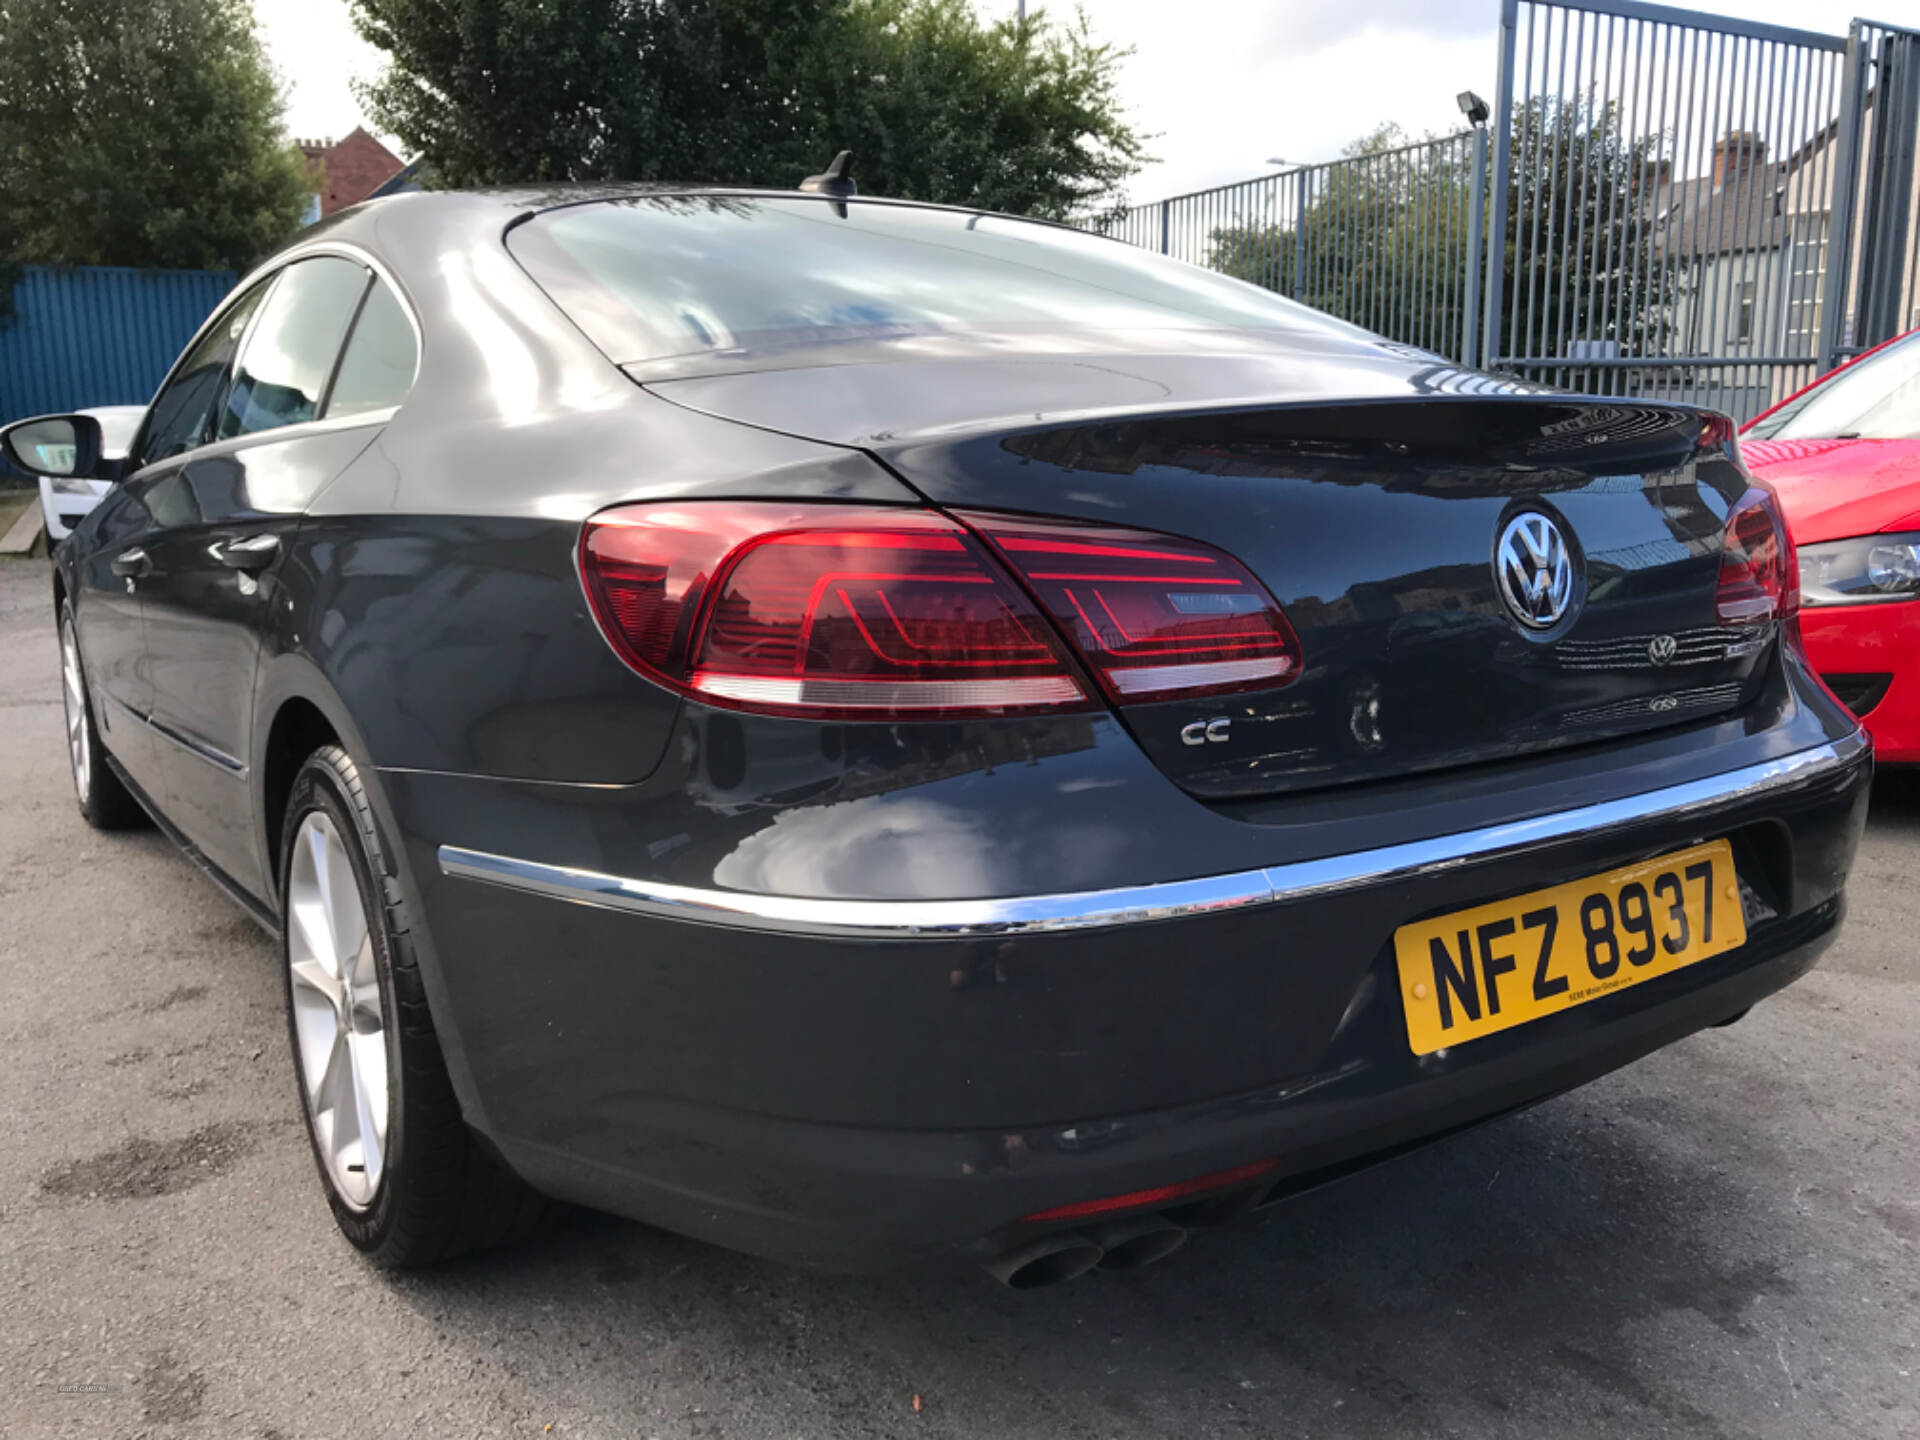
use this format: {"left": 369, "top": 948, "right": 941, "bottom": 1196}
{"left": 437, "top": 732, "right": 1868, "bottom": 939}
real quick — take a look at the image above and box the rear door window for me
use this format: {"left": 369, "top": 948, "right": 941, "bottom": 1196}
{"left": 324, "top": 277, "right": 418, "bottom": 417}
{"left": 217, "top": 256, "right": 370, "bottom": 441}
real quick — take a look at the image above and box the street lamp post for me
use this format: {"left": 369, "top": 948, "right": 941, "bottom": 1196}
{"left": 1262, "top": 160, "right": 1309, "bottom": 299}
{"left": 1458, "top": 91, "right": 1490, "bottom": 368}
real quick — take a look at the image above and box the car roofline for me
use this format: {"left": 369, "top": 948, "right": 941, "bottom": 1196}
{"left": 497, "top": 185, "right": 1119, "bottom": 246}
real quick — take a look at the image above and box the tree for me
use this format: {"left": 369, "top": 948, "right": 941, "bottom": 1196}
{"left": 0, "top": 0, "right": 314, "bottom": 273}
{"left": 1201, "top": 125, "right": 1479, "bottom": 358}
{"left": 1490, "top": 95, "right": 1676, "bottom": 365}
{"left": 350, "top": 0, "right": 1147, "bottom": 222}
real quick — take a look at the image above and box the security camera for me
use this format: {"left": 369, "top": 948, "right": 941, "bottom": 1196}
{"left": 1457, "top": 91, "right": 1490, "bottom": 127}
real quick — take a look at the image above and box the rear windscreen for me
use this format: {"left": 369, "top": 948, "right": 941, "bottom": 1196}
{"left": 508, "top": 194, "right": 1371, "bottom": 377}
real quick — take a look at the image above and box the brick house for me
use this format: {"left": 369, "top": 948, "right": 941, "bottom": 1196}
{"left": 297, "top": 129, "right": 408, "bottom": 218}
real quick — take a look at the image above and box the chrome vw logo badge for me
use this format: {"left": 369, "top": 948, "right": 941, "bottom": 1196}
{"left": 1495, "top": 511, "right": 1577, "bottom": 629}
{"left": 1647, "top": 633, "right": 1678, "bottom": 665}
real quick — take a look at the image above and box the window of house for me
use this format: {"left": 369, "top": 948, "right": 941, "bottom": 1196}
{"left": 1734, "top": 280, "right": 1756, "bottom": 346}
{"left": 1784, "top": 213, "right": 1829, "bottom": 354}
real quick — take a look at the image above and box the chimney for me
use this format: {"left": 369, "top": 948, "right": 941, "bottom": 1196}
{"left": 1712, "top": 130, "right": 1765, "bottom": 187}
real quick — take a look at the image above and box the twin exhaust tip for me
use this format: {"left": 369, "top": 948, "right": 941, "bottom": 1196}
{"left": 986, "top": 1218, "right": 1191, "bottom": 1289}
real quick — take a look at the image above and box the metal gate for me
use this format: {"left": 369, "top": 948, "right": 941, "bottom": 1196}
{"left": 1091, "top": 0, "right": 1920, "bottom": 422}
{"left": 1821, "top": 19, "right": 1920, "bottom": 373}
{"left": 1485, "top": 0, "right": 1847, "bottom": 417}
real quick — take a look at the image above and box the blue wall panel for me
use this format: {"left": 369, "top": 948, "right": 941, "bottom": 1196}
{"left": 0, "top": 265, "right": 236, "bottom": 428}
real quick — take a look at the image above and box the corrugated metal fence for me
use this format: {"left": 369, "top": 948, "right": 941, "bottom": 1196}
{"left": 0, "top": 266, "right": 235, "bottom": 429}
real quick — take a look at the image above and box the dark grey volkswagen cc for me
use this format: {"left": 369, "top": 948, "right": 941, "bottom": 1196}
{"left": 3, "top": 185, "right": 1871, "bottom": 1287}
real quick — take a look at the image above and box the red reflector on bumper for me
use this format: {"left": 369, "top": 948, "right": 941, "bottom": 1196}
{"left": 1021, "top": 1157, "right": 1282, "bottom": 1224}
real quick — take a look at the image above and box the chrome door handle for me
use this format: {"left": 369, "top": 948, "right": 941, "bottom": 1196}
{"left": 110, "top": 547, "right": 150, "bottom": 578}
{"left": 214, "top": 533, "right": 280, "bottom": 572}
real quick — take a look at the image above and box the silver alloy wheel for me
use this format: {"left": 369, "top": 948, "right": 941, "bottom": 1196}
{"left": 287, "top": 811, "right": 390, "bottom": 1209}
{"left": 60, "top": 619, "right": 89, "bottom": 804}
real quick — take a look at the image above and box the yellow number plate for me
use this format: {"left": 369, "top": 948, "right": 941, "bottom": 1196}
{"left": 1393, "top": 839, "right": 1746, "bottom": 1056}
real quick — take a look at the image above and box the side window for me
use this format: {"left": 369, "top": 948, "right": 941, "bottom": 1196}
{"left": 217, "top": 256, "right": 370, "bottom": 441}
{"left": 135, "top": 283, "right": 270, "bottom": 468}
{"left": 325, "top": 278, "right": 419, "bottom": 418}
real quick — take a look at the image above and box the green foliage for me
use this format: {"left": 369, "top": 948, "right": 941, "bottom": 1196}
{"left": 1203, "top": 125, "right": 1479, "bottom": 357}
{"left": 1202, "top": 100, "right": 1674, "bottom": 364}
{"left": 0, "top": 0, "right": 314, "bottom": 274}
{"left": 1492, "top": 96, "right": 1675, "bottom": 359}
{"left": 350, "top": 0, "right": 1147, "bottom": 221}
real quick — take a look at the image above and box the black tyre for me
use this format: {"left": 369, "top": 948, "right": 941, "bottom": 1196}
{"left": 58, "top": 604, "right": 146, "bottom": 830}
{"left": 279, "top": 744, "right": 543, "bottom": 1267}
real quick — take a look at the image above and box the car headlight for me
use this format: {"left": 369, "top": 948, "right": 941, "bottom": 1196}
{"left": 1799, "top": 531, "right": 1920, "bottom": 605}
{"left": 46, "top": 476, "right": 94, "bottom": 495}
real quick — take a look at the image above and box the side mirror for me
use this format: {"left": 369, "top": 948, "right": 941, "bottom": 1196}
{"left": 0, "top": 414, "right": 107, "bottom": 480}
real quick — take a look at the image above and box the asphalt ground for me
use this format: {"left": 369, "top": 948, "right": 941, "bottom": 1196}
{"left": 1, "top": 554, "right": 1914, "bottom": 1439}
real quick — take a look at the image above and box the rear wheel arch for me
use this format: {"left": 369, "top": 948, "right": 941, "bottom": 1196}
{"left": 251, "top": 661, "right": 496, "bottom": 1136}
{"left": 279, "top": 742, "right": 544, "bottom": 1264}
{"left": 263, "top": 696, "right": 342, "bottom": 893}
{"left": 251, "top": 654, "right": 383, "bottom": 899}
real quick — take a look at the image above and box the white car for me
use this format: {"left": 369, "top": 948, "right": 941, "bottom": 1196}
{"left": 35, "top": 405, "right": 144, "bottom": 543}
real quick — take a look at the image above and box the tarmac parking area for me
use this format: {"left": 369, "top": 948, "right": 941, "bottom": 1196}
{"left": 1, "top": 556, "right": 1914, "bottom": 1439}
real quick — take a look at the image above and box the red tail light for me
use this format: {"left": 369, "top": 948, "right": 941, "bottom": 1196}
{"left": 579, "top": 503, "right": 1090, "bottom": 718}
{"left": 1698, "top": 411, "right": 1741, "bottom": 461}
{"left": 1716, "top": 485, "right": 1799, "bottom": 627}
{"left": 962, "top": 514, "right": 1303, "bottom": 702}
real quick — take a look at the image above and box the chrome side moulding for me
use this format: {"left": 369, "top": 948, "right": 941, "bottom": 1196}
{"left": 148, "top": 714, "right": 248, "bottom": 777}
{"left": 437, "top": 732, "right": 1868, "bottom": 939}
{"left": 103, "top": 692, "right": 248, "bottom": 777}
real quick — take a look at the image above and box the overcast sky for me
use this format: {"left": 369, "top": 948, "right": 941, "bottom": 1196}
{"left": 261, "top": 0, "right": 1920, "bottom": 201}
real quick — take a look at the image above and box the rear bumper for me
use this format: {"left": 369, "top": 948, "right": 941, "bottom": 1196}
{"left": 488, "top": 898, "right": 1842, "bottom": 1272}
{"left": 1802, "top": 601, "right": 1920, "bottom": 762}
{"left": 400, "top": 728, "right": 1871, "bottom": 1272}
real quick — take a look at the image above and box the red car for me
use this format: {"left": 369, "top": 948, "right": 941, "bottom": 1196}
{"left": 1743, "top": 331, "right": 1920, "bottom": 764}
